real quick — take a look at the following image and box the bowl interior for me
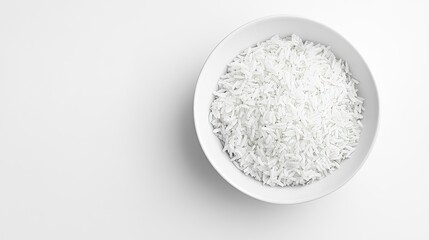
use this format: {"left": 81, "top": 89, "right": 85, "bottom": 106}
{"left": 194, "top": 16, "right": 379, "bottom": 204}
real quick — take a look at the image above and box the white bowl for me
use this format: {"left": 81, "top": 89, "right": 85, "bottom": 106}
{"left": 193, "top": 16, "right": 379, "bottom": 204}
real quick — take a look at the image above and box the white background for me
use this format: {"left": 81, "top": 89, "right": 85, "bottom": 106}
{"left": 0, "top": 0, "right": 428, "bottom": 239}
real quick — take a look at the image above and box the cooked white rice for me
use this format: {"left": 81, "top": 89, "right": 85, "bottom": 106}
{"left": 209, "top": 34, "right": 364, "bottom": 187}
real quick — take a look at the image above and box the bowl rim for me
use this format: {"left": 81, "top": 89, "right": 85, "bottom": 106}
{"left": 193, "top": 15, "right": 380, "bottom": 204}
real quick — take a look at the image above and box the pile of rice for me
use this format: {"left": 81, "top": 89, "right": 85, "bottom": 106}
{"left": 209, "top": 34, "right": 364, "bottom": 187}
